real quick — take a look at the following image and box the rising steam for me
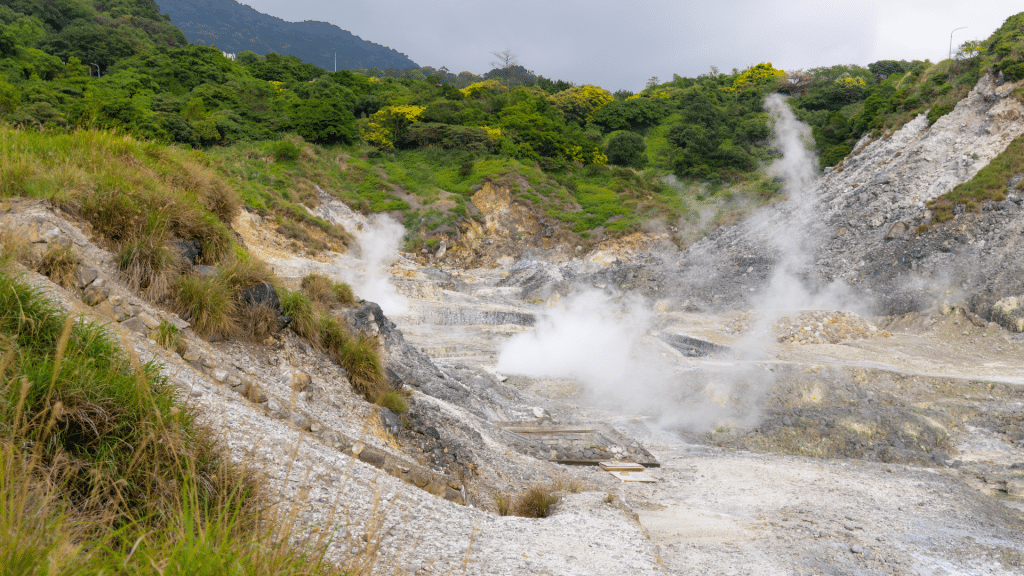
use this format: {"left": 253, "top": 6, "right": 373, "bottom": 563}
{"left": 497, "top": 94, "right": 870, "bottom": 432}
{"left": 351, "top": 214, "right": 408, "bottom": 315}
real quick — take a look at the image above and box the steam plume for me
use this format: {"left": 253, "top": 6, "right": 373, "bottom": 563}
{"left": 352, "top": 214, "right": 408, "bottom": 315}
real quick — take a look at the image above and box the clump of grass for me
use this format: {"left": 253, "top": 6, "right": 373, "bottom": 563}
{"left": 0, "top": 228, "right": 32, "bottom": 267}
{"left": 338, "top": 332, "right": 386, "bottom": 401}
{"left": 376, "top": 390, "right": 408, "bottom": 414}
{"left": 0, "top": 271, "right": 214, "bottom": 519}
{"left": 155, "top": 320, "right": 187, "bottom": 356}
{"left": 302, "top": 273, "right": 338, "bottom": 305}
{"left": 117, "top": 232, "right": 179, "bottom": 300}
{"left": 280, "top": 290, "right": 321, "bottom": 346}
{"left": 238, "top": 302, "right": 280, "bottom": 343}
{"left": 550, "top": 473, "right": 586, "bottom": 494}
{"left": 281, "top": 291, "right": 384, "bottom": 401}
{"left": 1, "top": 129, "right": 238, "bottom": 295}
{"left": 494, "top": 492, "right": 513, "bottom": 516}
{"left": 171, "top": 274, "right": 237, "bottom": 339}
{"left": 300, "top": 274, "right": 357, "bottom": 307}
{"left": 35, "top": 243, "right": 79, "bottom": 289}
{"left": 219, "top": 251, "right": 275, "bottom": 295}
{"left": 333, "top": 281, "right": 356, "bottom": 306}
{"left": 512, "top": 483, "right": 560, "bottom": 518}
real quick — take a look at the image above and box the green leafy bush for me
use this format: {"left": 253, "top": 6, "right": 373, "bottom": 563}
{"left": 605, "top": 131, "right": 647, "bottom": 169}
{"left": 926, "top": 104, "right": 954, "bottom": 126}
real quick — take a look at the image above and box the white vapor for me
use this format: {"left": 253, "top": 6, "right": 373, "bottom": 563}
{"left": 352, "top": 214, "right": 408, "bottom": 315}
{"left": 497, "top": 94, "right": 874, "bottom": 433}
{"left": 496, "top": 290, "right": 767, "bottom": 430}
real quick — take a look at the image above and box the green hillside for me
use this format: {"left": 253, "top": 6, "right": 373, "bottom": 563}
{"left": 1, "top": 2, "right": 1023, "bottom": 248}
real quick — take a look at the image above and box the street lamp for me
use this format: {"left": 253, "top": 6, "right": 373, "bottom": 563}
{"left": 91, "top": 63, "right": 101, "bottom": 78}
{"left": 949, "top": 27, "right": 967, "bottom": 60}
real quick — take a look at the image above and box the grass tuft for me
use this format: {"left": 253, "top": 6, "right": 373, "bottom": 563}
{"left": 36, "top": 244, "right": 79, "bottom": 289}
{"left": 512, "top": 483, "right": 560, "bottom": 518}
{"left": 117, "top": 233, "right": 179, "bottom": 300}
{"left": 376, "top": 390, "right": 408, "bottom": 414}
{"left": 155, "top": 320, "right": 187, "bottom": 356}
{"left": 0, "top": 229, "right": 32, "bottom": 268}
{"left": 171, "top": 274, "right": 237, "bottom": 339}
{"left": 280, "top": 290, "right": 321, "bottom": 347}
{"left": 333, "top": 281, "right": 356, "bottom": 306}
{"left": 339, "top": 333, "right": 386, "bottom": 401}
{"left": 301, "top": 273, "right": 338, "bottom": 305}
{"left": 237, "top": 302, "right": 280, "bottom": 343}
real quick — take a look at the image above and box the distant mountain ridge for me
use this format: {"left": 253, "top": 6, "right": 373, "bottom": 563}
{"left": 157, "top": 0, "right": 418, "bottom": 71}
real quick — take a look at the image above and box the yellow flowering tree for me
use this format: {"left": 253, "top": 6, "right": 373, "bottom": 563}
{"left": 835, "top": 76, "right": 866, "bottom": 88}
{"left": 731, "top": 63, "right": 786, "bottom": 91}
{"left": 460, "top": 79, "right": 504, "bottom": 99}
{"left": 360, "top": 105, "right": 425, "bottom": 150}
{"left": 547, "top": 85, "right": 613, "bottom": 125}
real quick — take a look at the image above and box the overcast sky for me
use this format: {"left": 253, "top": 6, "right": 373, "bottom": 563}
{"left": 238, "top": 0, "right": 1020, "bottom": 92}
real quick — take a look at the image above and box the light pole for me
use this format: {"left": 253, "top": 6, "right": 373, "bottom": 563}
{"left": 90, "top": 63, "right": 101, "bottom": 77}
{"left": 949, "top": 27, "right": 967, "bottom": 60}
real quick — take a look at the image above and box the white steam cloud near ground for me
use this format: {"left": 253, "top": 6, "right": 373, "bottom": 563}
{"left": 497, "top": 95, "right": 875, "bottom": 431}
{"left": 349, "top": 214, "right": 409, "bottom": 316}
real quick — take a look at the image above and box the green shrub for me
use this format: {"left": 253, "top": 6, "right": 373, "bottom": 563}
{"left": 605, "top": 131, "right": 647, "bottom": 169}
{"left": 926, "top": 104, "right": 954, "bottom": 126}
{"left": 171, "top": 274, "right": 237, "bottom": 339}
{"left": 269, "top": 140, "right": 301, "bottom": 162}
{"left": 821, "top": 143, "right": 853, "bottom": 167}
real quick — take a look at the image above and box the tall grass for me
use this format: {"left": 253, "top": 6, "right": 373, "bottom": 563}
{"left": 0, "top": 128, "right": 239, "bottom": 296}
{"left": 0, "top": 270, "right": 352, "bottom": 574}
{"left": 172, "top": 274, "right": 238, "bottom": 339}
{"left": 281, "top": 288, "right": 385, "bottom": 401}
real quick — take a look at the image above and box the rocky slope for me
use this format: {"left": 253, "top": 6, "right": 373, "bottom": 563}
{"left": 570, "top": 74, "right": 1024, "bottom": 325}
{"left": 5, "top": 72, "right": 1024, "bottom": 576}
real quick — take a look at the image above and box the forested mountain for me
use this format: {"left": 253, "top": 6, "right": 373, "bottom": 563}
{"left": 157, "top": 0, "right": 417, "bottom": 71}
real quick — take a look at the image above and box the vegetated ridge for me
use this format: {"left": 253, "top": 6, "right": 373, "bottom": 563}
{"left": 157, "top": 0, "right": 418, "bottom": 71}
